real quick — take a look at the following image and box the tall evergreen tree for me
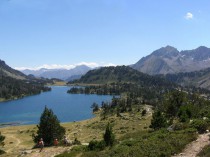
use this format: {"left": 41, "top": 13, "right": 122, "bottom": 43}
{"left": 32, "top": 106, "right": 65, "bottom": 146}
{"left": 103, "top": 123, "right": 115, "bottom": 146}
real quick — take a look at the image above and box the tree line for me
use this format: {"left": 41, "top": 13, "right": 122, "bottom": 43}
{"left": 0, "top": 75, "right": 51, "bottom": 100}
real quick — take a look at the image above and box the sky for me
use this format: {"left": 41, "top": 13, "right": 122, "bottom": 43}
{"left": 0, "top": 0, "right": 210, "bottom": 70}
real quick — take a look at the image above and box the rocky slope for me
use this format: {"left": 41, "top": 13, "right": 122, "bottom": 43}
{"left": 132, "top": 46, "right": 210, "bottom": 75}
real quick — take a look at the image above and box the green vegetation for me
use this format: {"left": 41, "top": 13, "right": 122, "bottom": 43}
{"left": 91, "top": 102, "right": 100, "bottom": 112}
{"left": 103, "top": 122, "right": 115, "bottom": 147}
{"left": 69, "top": 66, "right": 175, "bottom": 86}
{"left": 0, "top": 75, "right": 51, "bottom": 101}
{"left": 88, "top": 122, "right": 115, "bottom": 151}
{"left": 56, "top": 66, "right": 210, "bottom": 156}
{"left": 32, "top": 106, "right": 66, "bottom": 146}
{"left": 197, "top": 145, "right": 210, "bottom": 157}
{"left": 57, "top": 129, "right": 197, "bottom": 157}
{"left": 150, "top": 110, "right": 167, "bottom": 130}
{"left": 0, "top": 132, "right": 5, "bottom": 155}
{"left": 160, "top": 67, "right": 210, "bottom": 91}
{"left": 57, "top": 89, "right": 210, "bottom": 157}
{"left": 0, "top": 59, "right": 52, "bottom": 101}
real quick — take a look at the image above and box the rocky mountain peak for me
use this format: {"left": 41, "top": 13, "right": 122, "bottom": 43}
{"left": 132, "top": 46, "right": 210, "bottom": 75}
{"left": 151, "top": 45, "right": 179, "bottom": 58}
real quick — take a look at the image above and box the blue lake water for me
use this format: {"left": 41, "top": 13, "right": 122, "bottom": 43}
{"left": 0, "top": 86, "right": 113, "bottom": 126}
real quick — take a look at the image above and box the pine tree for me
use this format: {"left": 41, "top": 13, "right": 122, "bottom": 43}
{"left": 32, "top": 106, "right": 66, "bottom": 146}
{"left": 103, "top": 123, "right": 115, "bottom": 146}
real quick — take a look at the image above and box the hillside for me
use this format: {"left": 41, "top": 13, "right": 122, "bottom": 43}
{"left": 0, "top": 59, "right": 26, "bottom": 80}
{"left": 132, "top": 46, "right": 210, "bottom": 75}
{"left": 161, "top": 67, "right": 210, "bottom": 90}
{"left": 70, "top": 65, "right": 175, "bottom": 87}
{"left": 0, "top": 59, "right": 51, "bottom": 101}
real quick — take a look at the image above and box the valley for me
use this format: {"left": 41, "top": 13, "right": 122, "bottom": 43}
{"left": 1, "top": 46, "right": 210, "bottom": 157}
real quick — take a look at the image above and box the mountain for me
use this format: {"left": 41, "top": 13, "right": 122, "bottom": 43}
{"left": 160, "top": 67, "right": 210, "bottom": 90}
{"left": 0, "top": 59, "right": 26, "bottom": 80}
{"left": 22, "top": 68, "right": 51, "bottom": 76}
{"left": 132, "top": 46, "right": 210, "bottom": 75}
{"left": 21, "top": 65, "right": 92, "bottom": 80}
{"left": 70, "top": 65, "right": 176, "bottom": 87}
{"left": 0, "top": 59, "right": 51, "bottom": 101}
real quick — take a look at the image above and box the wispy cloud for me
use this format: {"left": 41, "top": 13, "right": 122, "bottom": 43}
{"left": 14, "top": 62, "right": 117, "bottom": 70}
{"left": 185, "top": 12, "right": 193, "bottom": 20}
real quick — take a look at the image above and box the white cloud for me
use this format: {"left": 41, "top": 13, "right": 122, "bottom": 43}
{"left": 185, "top": 12, "right": 193, "bottom": 20}
{"left": 14, "top": 62, "right": 117, "bottom": 71}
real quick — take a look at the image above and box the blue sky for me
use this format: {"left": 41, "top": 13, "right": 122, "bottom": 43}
{"left": 0, "top": 0, "right": 210, "bottom": 69}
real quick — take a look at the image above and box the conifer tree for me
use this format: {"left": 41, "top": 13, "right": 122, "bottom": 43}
{"left": 32, "top": 106, "right": 65, "bottom": 146}
{"left": 103, "top": 122, "right": 115, "bottom": 146}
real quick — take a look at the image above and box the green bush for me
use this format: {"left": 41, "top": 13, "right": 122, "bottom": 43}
{"left": 0, "top": 150, "right": 5, "bottom": 155}
{"left": 150, "top": 110, "right": 167, "bottom": 130}
{"left": 88, "top": 140, "right": 106, "bottom": 151}
{"left": 73, "top": 138, "right": 81, "bottom": 145}
{"left": 0, "top": 132, "right": 5, "bottom": 155}
{"left": 190, "top": 119, "right": 208, "bottom": 134}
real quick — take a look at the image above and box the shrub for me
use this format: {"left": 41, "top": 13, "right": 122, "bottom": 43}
{"left": 88, "top": 140, "right": 106, "bottom": 151}
{"left": 150, "top": 110, "right": 167, "bottom": 130}
{"left": 190, "top": 119, "right": 208, "bottom": 134}
{"left": 141, "top": 109, "right": 147, "bottom": 116}
{"left": 0, "top": 132, "right": 5, "bottom": 155}
{"left": 73, "top": 138, "right": 81, "bottom": 145}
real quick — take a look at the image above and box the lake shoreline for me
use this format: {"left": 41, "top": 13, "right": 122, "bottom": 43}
{"left": 0, "top": 86, "right": 113, "bottom": 128}
{"left": 0, "top": 114, "right": 96, "bottom": 129}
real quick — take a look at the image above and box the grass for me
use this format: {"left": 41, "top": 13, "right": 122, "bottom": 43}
{"left": 47, "top": 81, "right": 67, "bottom": 86}
{"left": 0, "top": 105, "right": 201, "bottom": 157}
{"left": 56, "top": 129, "right": 197, "bottom": 157}
{"left": 0, "top": 105, "right": 152, "bottom": 156}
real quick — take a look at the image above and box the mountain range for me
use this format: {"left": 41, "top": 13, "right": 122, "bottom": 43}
{"left": 3, "top": 45, "right": 210, "bottom": 92}
{"left": 132, "top": 46, "right": 210, "bottom": 75}
{"left": 21, "top": 65, "right": 92, "bottom": 81}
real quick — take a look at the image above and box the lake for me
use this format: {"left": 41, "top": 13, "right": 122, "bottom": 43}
{"left": 0, "top": 86, "right": 113, "bottom": 126}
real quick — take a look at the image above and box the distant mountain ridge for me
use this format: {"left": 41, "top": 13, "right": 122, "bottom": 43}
{"left": 132, "top": 46, "right": 210, "bottom": 75}
{"left": 21, "top": 65, "right": 92, "bottom": 80}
